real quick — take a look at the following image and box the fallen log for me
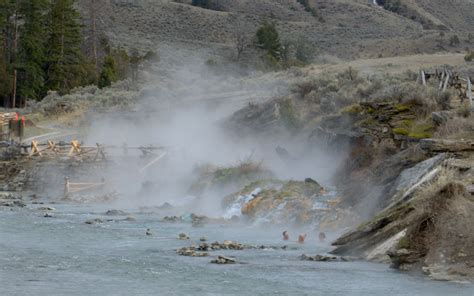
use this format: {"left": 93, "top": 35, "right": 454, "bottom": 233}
{"left": 419, "top": 139, "right": 474, "bottom": 153}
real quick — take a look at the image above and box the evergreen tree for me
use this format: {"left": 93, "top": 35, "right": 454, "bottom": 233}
{"left": 46, "top": 0, "right": 87, "bottom": 93}
{"left": 0, "top": 0, "right": 17, "bottom": 106}
{"left": 98, "top": 55, "right": 117, "bottom": 88}
{"left": 256, "top": 22, "right": 281, "bottom": 60}
{"left": 17, "top": 0, "right": 48, "bottom": 101}
{"left": 0, "top": 47, "right": 11, "bottom": 105}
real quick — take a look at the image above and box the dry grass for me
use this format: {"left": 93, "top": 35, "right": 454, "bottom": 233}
{"left": 414, "top": 168, "right": 460, "bottom": 204}
{"left": 434, "top": 116, "right": 474, "bottom": 139}
{"left": 407, "top": 167, "right": 474, "bottom": 277}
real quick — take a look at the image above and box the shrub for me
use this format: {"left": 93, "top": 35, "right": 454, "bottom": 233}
{"left": 465, "top": 51, "right": 474, "bottom": 62}
{"left": 191, "top": 0, "right": 222, "bottom": 10}
{"left": 434, "top": 116, "right": 474, "bottom": 139}
{"left": 279, "top": 99, "right": 301, "bottom": 130}
{"left": 293, "top": 80, "right": 317, "bottom": 96}
{"left": 434, "top": 91, "right": 452, "bottom": 110}
{"left": 297, "top": 0, "right": 323, "bottom": 20}
{"left": 380, "top": 0, "right": 403, "bottom": 13}
{"left": 449, "top": 35, "right": 460, "bottom": 46}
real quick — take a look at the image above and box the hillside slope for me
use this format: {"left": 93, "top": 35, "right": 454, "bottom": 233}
{"left": 76, "top": 0, "right": 473, "bottom": 59}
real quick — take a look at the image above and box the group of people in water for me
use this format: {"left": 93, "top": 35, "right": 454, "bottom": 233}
{"left": 282, "top": 230, "right": 326, "bottom": 244}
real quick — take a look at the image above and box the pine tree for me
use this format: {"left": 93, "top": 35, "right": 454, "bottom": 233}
{"left": 0, "top": 47, "right": 11, "bottom": 105}
{"left": 46, "top": 0, "right": 87, "bottom": 93}
{"left": 98, "top": 55, "right": 117, "bottom": 88}
{"left": 17, "top": 0, "right": 48, "bottom": 101}
{"left": 0, "top": 0, "right": 16, "bottom": 106}
{"left": 256, "top": 22, "right": 281, "bottom": 60}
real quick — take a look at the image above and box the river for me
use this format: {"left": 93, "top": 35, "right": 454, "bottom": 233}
{"left": 1, "top": 203, "right": 472, "bottom": 296}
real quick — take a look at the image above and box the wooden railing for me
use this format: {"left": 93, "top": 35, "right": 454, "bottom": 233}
{"left": 418, "top": 69, "right": 473, "bottom": 109}
{"left": 64, "top": 177, "right": 106, "bottom": 197}
{"left": 28, "top": 140, "right": 107, "bottom": 161}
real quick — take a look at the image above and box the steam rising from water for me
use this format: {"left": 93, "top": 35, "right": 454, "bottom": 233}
{"left": 83, "top": 48, "right": 345, "bottom": 217}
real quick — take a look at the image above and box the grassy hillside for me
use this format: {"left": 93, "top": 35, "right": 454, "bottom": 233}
{"left": 76, "top": 0, "right": 473, "bottom": 60}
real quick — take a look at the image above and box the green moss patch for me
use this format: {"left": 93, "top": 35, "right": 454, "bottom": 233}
{"left": 393, "top": 119, "right": 434, "bottom": 139}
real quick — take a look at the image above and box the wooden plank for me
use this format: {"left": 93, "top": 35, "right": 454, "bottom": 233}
{"left": 139, "top": 152, "right": 167, "bottom": 173}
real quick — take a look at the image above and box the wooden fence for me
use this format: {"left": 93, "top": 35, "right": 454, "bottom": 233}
{"left": 417, "top": 69, "right": 473, "bottom": 109}
{"left": 28, "top": 140, "right": 107, "bottom": 161}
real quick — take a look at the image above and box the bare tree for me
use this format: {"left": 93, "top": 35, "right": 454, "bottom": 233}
{"left": 233, "top": 18, "right": 251, "bottom": 60}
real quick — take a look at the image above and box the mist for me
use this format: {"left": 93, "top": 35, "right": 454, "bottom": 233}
{"left": 82, "top": 47, "right": 346, "bottom": 217}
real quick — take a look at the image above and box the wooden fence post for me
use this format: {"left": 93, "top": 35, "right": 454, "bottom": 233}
{"left": 468, "top": 76, "right": 473, "bottom": 110}
{"left": 64, "top": 177, "right": 70, "bottom": 198}
{"left": 439, "top": 70, "right": 445, "bottom": 90}
{"left": 442, "top": 73, "right": 450, "bottom": 92}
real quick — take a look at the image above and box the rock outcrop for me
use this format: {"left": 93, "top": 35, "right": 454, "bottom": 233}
{"left": 331, "top": 156, "right": 474, "bottom": 281}
{"left": 223, "top": 179, "right": 332, "bottom": 225}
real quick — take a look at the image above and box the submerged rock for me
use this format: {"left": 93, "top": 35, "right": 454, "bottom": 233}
{"left": 211, "top": 240, "right": 250, "bottom": 250}
{"left": 0, "top": 200, "right": 26, "bottom": 207}
{"left": 211, "top": 255, "right": 237, "bottom": 264}
{"left": 105, "top": 209, "right": 127, "bottom": 216}
{"left": 85, "top": 218, "right": 104, "bottom": 225}
{"left": 300, "top": 254, "right": 353, "bottom": 262}
{"left": 162, "top": 216, "right": 181, "bottom": 223}
{"left": 177, "top": 233, "right": 190, "bottom": 240}
{"left": 123, "top": 216, "right": 136, "bottom": 221}
{"left": 176, "top": 247, "right": 208, "bottom": 257}
{"left": 38, "top": 207, "right": 55, "bottom": 211}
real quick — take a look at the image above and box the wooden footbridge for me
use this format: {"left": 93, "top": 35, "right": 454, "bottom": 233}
{"left": 9, "top": 139, "right": 169, "bottom": 198}
{"left": 21, "top": 139, "right": 166, "bottom": 161}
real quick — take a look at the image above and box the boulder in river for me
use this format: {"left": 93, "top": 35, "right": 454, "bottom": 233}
{"left": 176, "top": 247, "right": 208, "bottom": 257}
{"left": 0, "top": 200, "right": 26, "bottom": 207}
{"left": 162, "top": 216, "right": 181, "bottom": 223}
{"left": 38, "top": 207, "right": 55, "bottom": 211}
{"left": 85, "top": 218, "right": 104, "bottom": 225}
{"left": 300, "top": 254, "right": 353, "bottom": 262}
{"left": 211, "top": 255, "right": 237, "bottom": 264}
{"left": 123, "top": 216, "right": 136, "bottom": 222}
{"left": 177, "top": 233, "right": 190, "bottom": 240}
{"left": 105, "top": 209, "right": 127, "bottom": 216}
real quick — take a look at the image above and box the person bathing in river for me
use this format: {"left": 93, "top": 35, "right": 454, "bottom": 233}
{"left": 282, "top": 230, "right": 289, "bottom": 241}
{"left": 298, "top": 233, "right": 307, "bottom": 244}
{"left": 319, "top": 232, "right": 326, "bottom": 242}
